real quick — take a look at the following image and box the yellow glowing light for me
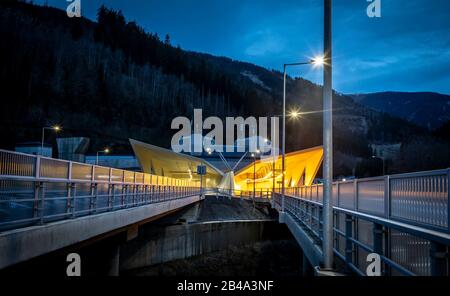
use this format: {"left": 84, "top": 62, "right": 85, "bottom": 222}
{"left": 104, "top": 148, "right": 110, "bottom": 153}
{"left": 53, "top": 125, "right": 61, "bottom": 131}
{"left": 234, "top": 147, "right": 323, "bottom": 191}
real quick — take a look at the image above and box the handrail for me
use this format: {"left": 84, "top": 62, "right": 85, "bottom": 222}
{"left": 0, "top": 149, "right": 204, "bottom": 232}
{"left": 278, "top": 168, "right": 450, "bottom": 232}
{"left": 0, "top": 149, "right": 201, "bottom": 187}
{"left": 273, "top": 191, "right": 450, "bottom": 276}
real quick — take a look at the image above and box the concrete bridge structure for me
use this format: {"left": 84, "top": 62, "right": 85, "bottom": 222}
{"left": 0, "top": 149, "right": 449, "bottom": 276}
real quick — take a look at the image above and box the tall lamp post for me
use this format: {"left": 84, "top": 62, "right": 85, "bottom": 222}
{"left": 281, "top": 57, "right": 324, "bottom": 212}
{"left": 96, "top": 148, "right": 110, "bottom": 165}
{"left": 322, "top": 0, "right": 333, "bottom": 270}
{"left": 41, "top": 125, "right": 61, "bottom": 156}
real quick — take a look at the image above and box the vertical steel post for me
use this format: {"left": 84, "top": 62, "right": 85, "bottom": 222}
{"left": 447, "top": 169, "right": 450, "bottom": 233}
{"left": 322, "top": 0, "right": 334, "bottom": 269}
{"left": 253, "top": 158, "right": 256, "bottom": 198}
{"left": 281, "top": 65, "right": 287, "bottom": 212}
{"left": 373, "top": 223, "right": 383, "bottom": 254}
{"left": 39, "top": 182, "right": 46, "bottom": 224}
{"left": 345, "top": 214, "right": 353, "bottom": 271}
{"left": 200, "top": 174, "right": 203, "bottom": 198}
{"left": 33, "top": 156, "right": 41, "bottom": 220}
{"left": 384, "top": 175, "right": 390, "bottom": 218}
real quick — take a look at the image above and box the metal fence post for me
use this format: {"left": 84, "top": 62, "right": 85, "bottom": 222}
{"left": 144, "top": 185, "right": 148, "bottom": 204}
{"left": 122, "top": 185, "right": 126, "bottom": 208}
{"left": 373, "top": 223, "right": 384, "bottom": 275}
{"left": 133, "top": 185, "right": 137, "bottom": 206}
{"left": 133, "top": 173, "right": 137, "bottom": 206}
{"left": 110, "top": 184, "right": 115, "bottom": 211}
{"left": 71, "top": 183, "right": 77, "bottom": 218}
{"left": 67, "top": 183, "right": 74, "bottom": 216}
{"left": 150, "top": 185, "right": 154, "bottom": 202}
{"left": 90, "top": 166, "right": 96, "bottom": 213}
{"left": 33, "top": 181, "right": 41, "bottom": 220}
{"left": 345, "top": 214, "right": 354, "bottom": 271}
{"left": 447, "top": 169, "right": 450, "bottom": 233}
{"left": 384, "top": 175, "right": 390, "bottom": 218}
{"left": 373, "top": 223, "right": 383, "bottom": 254}
{"left": 39, "top": 182, "right": 46, "bottom": 225}
{"left": 108, "top": 168, "right": 113, "bottom": 210}
{"left": 66, "top": 162, "right": 73, "bottom": 217}
{"left": 32, "top": 156, "right": 41, "bottom": 220}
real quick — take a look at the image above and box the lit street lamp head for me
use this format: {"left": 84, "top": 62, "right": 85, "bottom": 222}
{"left": 104, "top": 148, "right": 110, "bottom": 154}
{"left": 288, "top": 110, "right": 300, "bottom": 119}
{"left": 52, "top": 125, "right": 61, "bottom": 131}
{"left": 311, "top": 56, "right": 325, "bottom": 67}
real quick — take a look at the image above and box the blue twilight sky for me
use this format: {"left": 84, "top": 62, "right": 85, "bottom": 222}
{"left": 37, "top": 0, "right": 450, "bottom": 95}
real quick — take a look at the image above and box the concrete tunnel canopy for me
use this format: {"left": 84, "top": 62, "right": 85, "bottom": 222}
{"left": 129, "top": 139, "right": 323, "bottom": 191}
{"left": 130, "top": 139, "right": 223, "bottom": 188}
{"left": 234, "top": 146, "right": 323, "bottom": 191}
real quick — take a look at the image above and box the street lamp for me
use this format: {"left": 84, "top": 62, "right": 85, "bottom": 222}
{"left": 41, "top": 125, "right": 61, "bottom": 155}
{"left": 372, "top": 155, "right": 386, "bottom": 175}
{"left": 322, "top": 0, "right": 333, "bottom": 270}
{"left": 281, "top": 56, "right": 324, "bottom": 212}
{"left": 96, "top": 148, "right": 110, "bottom": 165}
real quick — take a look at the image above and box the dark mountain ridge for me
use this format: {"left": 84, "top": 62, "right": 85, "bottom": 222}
{"left": 351, "top": 91, "right": 450, "bottom": 129}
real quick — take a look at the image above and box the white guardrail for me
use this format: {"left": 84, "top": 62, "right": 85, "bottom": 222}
{"left": 279, "top": 169, "right": 449, "bottom": 232}
{"left": 0, "top": 149, "right": 201, "bottom": 231}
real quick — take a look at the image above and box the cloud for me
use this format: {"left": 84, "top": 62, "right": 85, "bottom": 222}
{"left": 244, "top": 30, "right": 286, "bottom": 57}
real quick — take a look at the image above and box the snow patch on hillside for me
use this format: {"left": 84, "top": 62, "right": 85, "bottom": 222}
{"left": 240, "top": 71, "right": 271, "bottom": 91}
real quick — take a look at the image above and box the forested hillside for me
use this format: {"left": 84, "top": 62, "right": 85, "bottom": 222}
{"left": 0, "top": 0, "right": 449, "bottom": 176}
{"left": 352, "top": 92, "right": 450, "bottom": 129}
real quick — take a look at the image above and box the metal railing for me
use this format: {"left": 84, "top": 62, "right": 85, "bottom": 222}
{"left": 273, "top": 168, "right": 450, "bottom": 276}
{"left": 0, "top": 150, "right": 202, "bottom": 232}
{"left": 214, "top": 188, "right": 272, "bottom": 203}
